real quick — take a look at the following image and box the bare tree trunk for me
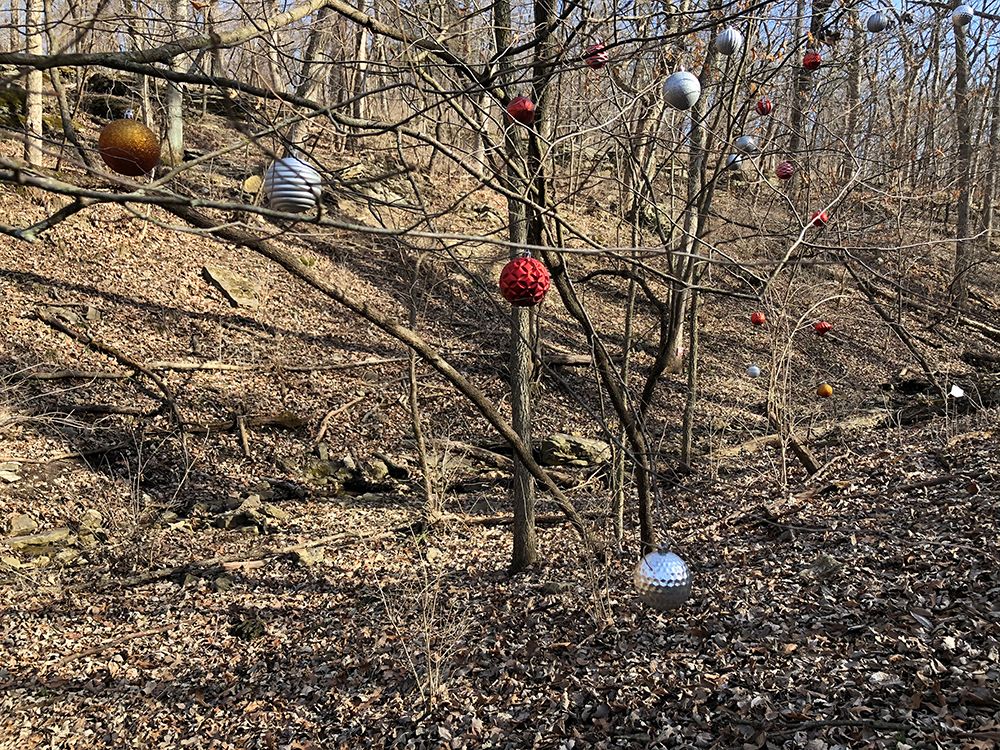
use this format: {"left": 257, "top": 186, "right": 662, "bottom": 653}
{"left": 24, "top": 0, "right": 43, "bottom": 165}
{"left": 164, "top": 0, "right": 187, "bottom": 165}
{"left": 680, "top": 288, "right": 699, "bottom": 468}
{"left": 495, "top": 0, "right": 536, "bottom": 572}
{"left": 953, "top": 22, "right": 973, "bottom": 308}
{"left": 842, "top": 12, "right": 862, "bottom": 181}
{"left": 288, "top": 5, "right": 332, "bottom": 147}
{"left": 981, "top": 59, "right": 1000, "bottom": 239}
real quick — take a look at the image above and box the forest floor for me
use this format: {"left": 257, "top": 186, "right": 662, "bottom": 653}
{"left": 1, "top": 113, "right": 999, "bottom": 749}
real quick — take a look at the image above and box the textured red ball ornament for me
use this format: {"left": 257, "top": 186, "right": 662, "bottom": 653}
{"left": 584, "top": 43, "right": 609, "bottom": 69}
{"left": 98, "top": 119, "right": 161, "bottom": 176}
{"left": 500, "top": 256, "right": 551, "bottom": 307}
{"left": 750, "top": 311, "right": 767, "bottom": 327}
{"left": 506, "top": 97, "right": 536, "bottom": 125}
{"left": 803, "top": 50, "right": 822, "bottom": 71}
{"left": 755, "top": 97, "right": 773, "bottom": 116}
{"left": 776, "top": 160, "right": 795, "bottom": 180}
{"left": 814, "top": 320, "right": 833, "bottom": 336}
{"left": 810, "top": 209, "right": 829, "bottom": 227}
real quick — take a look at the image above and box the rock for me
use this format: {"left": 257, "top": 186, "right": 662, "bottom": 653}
{"left": 55, "top": 548, "right": 81, "bottom": 566}
{"left": 540, "top": 581, "right": 573, "bottom": 595}
{"left": 362, "top": 458, "right": 389, "bottom": 484}
{"left": 8, "top": 528, "right": 75, "bottom": 555}
{"left": 1, "top": 556, "right": 22, "bottom": 570}
{"left": 292, "top": 547, "right": 322, "bottom": 567}
{"left": 0, "top": 470, "right": 22, "bottom": 483}
{"left": 0, "top": 461, "right": 22, "bottom": 472}
{"left": 242, "top": 174, "right": 262, "bottom": 195}
{"left": 160, "top": 510, "right": 180, "bottom": 525}
{"left": 425, "top": 547, "right": 442, "bottom": 563}
{"left": 539, "top": 433, "right": 611, "bottom": 467}
{"left": 261, "top": 503, "right": 290, "bottom": 522}
{"left": 79, "top": 509, "right": 103, "bottom": 530}
{"left": 212, "top": 575, "right": 234, "bottom": 592}
{"left": 229, "top": 616, "right": 267, "bottom": 640}
{"left": 8, "top": 513, "right": 37, "bottom": 536}
{"left": 202, "top": 264, "right": 260, "bottom": 309}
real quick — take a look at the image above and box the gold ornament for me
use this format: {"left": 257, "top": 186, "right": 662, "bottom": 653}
{"left": 98, "top": 119, "right": 161, "bottom": 176}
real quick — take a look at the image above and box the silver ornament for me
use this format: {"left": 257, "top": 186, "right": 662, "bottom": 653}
{"left": 735, "top": 135, "right": 758, "bottom": 154}
{"left": 747, "top": 365, "right": 762, "bottom": 378}
{"left": 713, "top": 27, "right": 744, "bottom": 56}
{"left": 634, "top": 550, "right": 691, "bottom": 611}
{"left": 264, "top": 156, "right": 322, "bottom": 213}
{"left": 866, "top": 11, "right": 889, "bottom": 31}
{"left": 663, "top": 71, "right": 701, "bottom": 110}
{"left": 952, "top": 4, "right": 974, "bottom": 25}
{"left": 726, "top": 153, "right": 744, "bottom": 171}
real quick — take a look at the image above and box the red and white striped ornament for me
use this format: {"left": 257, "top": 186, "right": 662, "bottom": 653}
{"left": 584, "top": 43, "right": 609, "bottom": 69}
{"left": 755, "top": 97, "right": 773, "bottom": 116}
{"left": 506, "top": 96, "right": 536, "bottom": 125}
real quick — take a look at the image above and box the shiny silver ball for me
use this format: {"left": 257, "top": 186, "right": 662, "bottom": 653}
{"left": 634, "top": 550, "right": 691, "bottom": 611}
{"left": 663, "top": 71, "right": 701, "bottom": 110}
{"left": 726, "top": 153, "right": 744, "bottom": 171}
{"left": 264, "top": 156, "right": 322, "bottom": 213}
{"left": 713, "top": 27, "right": 744, "bottom": 56}
{"left": 952, "top": 4, "right": 974, "bottom": 25}
{"left": 735, "top": 135, "right": 758, "bottom": 154}
{"left": 866, "top": 11, "right": 889, "bottom": 31}
{"left": 747, "top": 364, "right": 762, "bottom": 378}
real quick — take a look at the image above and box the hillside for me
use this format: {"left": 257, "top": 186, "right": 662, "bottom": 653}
{"left": 1, "top": 106, "right": 1000, "bottom": 749}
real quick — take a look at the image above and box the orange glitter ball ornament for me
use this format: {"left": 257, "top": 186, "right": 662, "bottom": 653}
{"left": 98, "top": 119, "right": 161, "bottom": 176}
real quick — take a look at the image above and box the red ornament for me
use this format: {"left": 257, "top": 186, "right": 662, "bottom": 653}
{"left": 776, "top": 160, "right": 795, "bottom": 180}
{"left": 750, "top": 311, "right": 767, "bottom": 327}
{"left": 500, "top": 255, "right": 551, "bottom": 306}
{"left": 506, "top": 96, "right": 536, "bottom": 125}
{"left": 814, "top": 320, "right": 833, "bottom": 336}
{"left": 584, "top": 43, "right": 609, "bottom": 69}
{"left": 810, "top": 209, "right": 829, "bottom": 227}
{"left": 803, "top": 50, "right": 822, "bottom": 71}
{"left": 755, "top": 97, "right": 773, "bottom": 116}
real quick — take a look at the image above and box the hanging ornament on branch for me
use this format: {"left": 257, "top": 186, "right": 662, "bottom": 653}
{"left": 735, "top": 135, "right": 759, "bottom": 154}
{"left": 506, "top": 96, "right": 537, "bottom": 125}
{"left": 584, "top": 43, "right": 609, "bottom": 69}
{"left": 98, "top": 119, "right": 161, "bottom": 176}
{"left": 755, "top": 97, "right": 773, "bottom": 116}
{"left": 803, "top": 50, "right": 822, "bottom": 71}
{"left": 817, "top": 383, "right": 834, "bottom": 398}
{"left": 663, "top": 71, "right": 701, "bottom": 110}
{"left": 747, "top": 364, "right": 762, "bottom": 378}
{"left": 726, "top": 153, "right": 745, "bottom": 171}
{"left": 810, "top": 209, "right": 830, "bottom": 227}
{"left": 813, "top": 320, "right": 833, "bottom": 336}
{"left": 952, "top": 4, "right": 974, "bottom": 25}
{"left": 713, "top": 27, "right": 744, "bottom": 56}
{"left": 776, "top": 160, "right": 795, "bottom": 180}
{"left": 634, "top": 549, "right": 692, "bottom": 611}
{"left": 499, "top": 254, "right": 551, "bottom": 307}
{"left": 866, "top": 11, "right": 890, "bottom": 32}
{"left": 263, "top": 157, "right": 322, "bottom": 213}
{"left": 750, "top": 311, "right": 767, "bottom": 327}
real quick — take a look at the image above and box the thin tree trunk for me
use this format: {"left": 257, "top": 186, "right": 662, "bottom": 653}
{"left": 953, "top": 22, "right": 973, "bottom": 308}
{"left": 164, "top": 0, "right": 186, "bottom": 164}
{"left": 680, "top": 288, "right": 699, "bottom": 468}
{"left": 24, "top": 0, "right": 43, "bottom": 165}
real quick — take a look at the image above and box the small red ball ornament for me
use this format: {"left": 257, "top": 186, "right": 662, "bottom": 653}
{"left": 814, "top": 320, "right": 833, "bottom": 336}
{"left": 755, "top": 97, "right": 773, "bottom": 116}
{"left": 776, "top": 160, "right": 795, "bottom": 180}
{"left": 803, "top": 50, "right": 822, "bottom": 71}
{"left": 584, "top": 43, "right": 609, "bottom": 69}
{"left": 506, "top": 96, "right": 536, "bottom": 125}
{"left": 500, "top": 255, "right": 551, "bottom": 307}
{"left": 810, "top": 209, "right": 829, "bottom": 227}
{"left": 750, "top": 311, "right": 767, "bottom": 327}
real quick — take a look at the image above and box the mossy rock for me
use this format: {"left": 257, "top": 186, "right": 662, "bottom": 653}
{"left": 0, "top": 86, "right": 26, "bottom": 128}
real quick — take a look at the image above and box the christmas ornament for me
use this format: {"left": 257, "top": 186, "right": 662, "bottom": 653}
{"left": 735, "top": 135, "right": 758, "bottom": 154}
{"left": 747, "top": 365, "right": 762, "bottom": 378}
{"left": 866, "top": 11, "right": 890, "bottom": 31}
{"left": 506, "top": 96, "right": 536, "bottom": 125}
{"left": 584, "top": 43, "right": 609, "bottom": 69}
{"left": 499, "top": 254, "right": 551, "bottom": 307}
{"left": 817, "top": 383, "right": 833, "bottom": 398}
{"left": 263, "top": 157, "right": 323, "bottom": 213}
{"left": 803, "top": 50, "right": 822, "bottom": 71}
{"left": 776, "top": 160, "right": 795, "bottom": 180}
{"left": 952, "top": 4, "right": 974, "bottom": 25}
{"left": 726, "top": 153, "right": 745, "bottom": 170}
{"left": 814, "top": 320, "right": 833, "bottom": 336}
{"left": 663, "top": 71, "right": 701, "bottom": 110}
{"left": 810, "top": 210, "right": 830, "bottom": 227}
{"left": 713, "top": 27, "right": 744, "bottom": 56}
{"left": 950, "top": 384, "right": 965, "bottom": 398}
{"left": 755, "top": 97, "right": 773, "bottom": 116}
{"left": 634, "top": 549, "right": 691, "bottom": 611}
{"left": 98, "top": 119, "right": 161, "bottom": 176}
{"left": 750, "top": 311, "right": 767, "bottom": 327}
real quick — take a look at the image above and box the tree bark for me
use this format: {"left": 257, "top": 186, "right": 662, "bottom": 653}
{"left": 164, "top": 0, "right": 187, "bottom": 164}
{"left": 24, "top": 0, "right": 43, "bottom": 165}
{"left": 953, "top": 22, "right": 973, "bottom": 308}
